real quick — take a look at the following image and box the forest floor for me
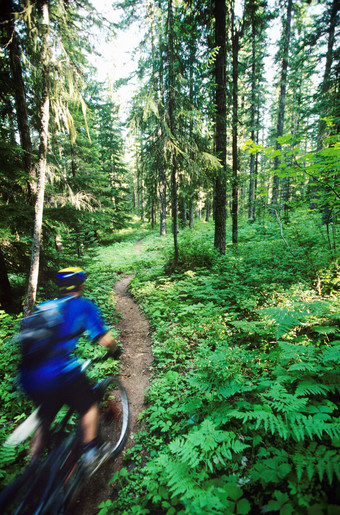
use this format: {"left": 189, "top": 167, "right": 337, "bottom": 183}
{"left": 74, "top": 240, "right": 153, "bottom": 514}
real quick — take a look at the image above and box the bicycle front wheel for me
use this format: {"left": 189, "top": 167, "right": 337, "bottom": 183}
{"left": 94, "top": 376, "right": 129, "bottom": 470}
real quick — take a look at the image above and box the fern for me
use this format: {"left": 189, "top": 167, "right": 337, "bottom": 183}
{"left": 321, "top": 344, "right": 340, "bottom": 364}
{"left": 289, "top": 413, "right": 340, "bottom": 441}
{"left": 294, "top": 379, "right": 335, "bottom": 397}
{"left": 168, "top": 420, "right": 249, "bottom": 466}
{"left": 141, "top": 439, "right": 248, "bottom": 514}
{"left": 262, "top": 383, "right": 309, "bottom": 413}
{"left": 210, "top": 401, "right": 253, "bottom": 426}
{"left": 292, "top": 443, "right": 340, "bottom": 483}
{"left": 288, "top": 362, "right": 318, "bottom": 372}
{"left": 278, "top": 341, "right": 317, "bottom": 364}
{"left": 261, "top": 298, "right": 339, "bottom": 338}
{"left": 216, "top": 381, "right": 254, "bottom": 400}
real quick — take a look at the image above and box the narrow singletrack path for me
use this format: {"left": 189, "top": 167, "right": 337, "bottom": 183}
{"left": 74, "top": 242, "right": 152, "bottom": 513}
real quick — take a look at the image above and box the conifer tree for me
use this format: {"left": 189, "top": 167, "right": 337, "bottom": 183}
{"left": 246, "top": 0, "right": 268, "bottom": 222}
{"left": 1, "top": 0, "right": 35, "bottom": 201}
{"left": 316, "top": 0, "right": 339, "bottom": 147}
{"left": 24, "top": 0, "right": 51, "bottom": 316}
{"left": 271, "top": 0, "right": 293, "bottom": 210}
{"left": 213, "top": 0, "right": 227, "bottom": 254}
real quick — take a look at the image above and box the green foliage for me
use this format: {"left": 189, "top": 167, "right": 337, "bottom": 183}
{"left": 0, "top": 230, "right": 143, "bottom": 487}
{"left": 243, "top": 132, "right": 340, "bottom": 237}
{"left": 1, "top": 220, "right": 339, "bottom": 510}
{"left": 103, "top": 222, "right": 340, "bottom": 514}
{"left": 165, "top": 228, "right": 219, "bottom": 272}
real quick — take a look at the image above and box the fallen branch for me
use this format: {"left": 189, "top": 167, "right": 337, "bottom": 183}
{"left": 269, "top": 208, "right": 297, "bottom": 257}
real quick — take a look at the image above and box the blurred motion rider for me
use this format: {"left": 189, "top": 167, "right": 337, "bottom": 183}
{"left": 20, "top": 267, "right": 118, "bottom": 463}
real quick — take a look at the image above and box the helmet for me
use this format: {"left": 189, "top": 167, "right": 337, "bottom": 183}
{"left": 56, "top": 267, "right": 86, "bottom": 292}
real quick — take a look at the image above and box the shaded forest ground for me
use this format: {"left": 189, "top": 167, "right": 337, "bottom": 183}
{"left": 74, "top": 240, "right": 153, "bottom": 514}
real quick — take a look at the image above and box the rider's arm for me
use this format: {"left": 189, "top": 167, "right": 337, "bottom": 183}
{"left": 98, "top": 330, "right": 118, "bottom": 355}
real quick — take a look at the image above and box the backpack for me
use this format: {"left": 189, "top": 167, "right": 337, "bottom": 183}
{"left": 19, "top": 296, "right": 76, "bottom": 369}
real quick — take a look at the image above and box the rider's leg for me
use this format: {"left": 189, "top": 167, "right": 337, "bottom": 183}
{"left": 29, "top": 396, "right": 61, "bottom": 458}
{"left": 29, "top": 426, "right": 44, "bottom": 457}
{"left": 81, "top": 403, "right": 99, "bottom": 445}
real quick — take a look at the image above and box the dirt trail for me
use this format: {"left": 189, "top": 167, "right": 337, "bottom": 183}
{"left": 74, "top": 240, "right": 152, "bottom": 514}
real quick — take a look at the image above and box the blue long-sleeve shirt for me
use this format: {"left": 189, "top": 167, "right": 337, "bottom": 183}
{"left": 20, "top": 296, "right": 108, "bottom": 393}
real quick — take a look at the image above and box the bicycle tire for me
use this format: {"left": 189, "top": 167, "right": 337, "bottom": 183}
{"left": 0, "top": 376, "right": 129, "bottom": 514}
{"left": 0, "top": 453, "right": 60, "bottom": 515}
{"left": 91, "top": 376, "right": 129, "bottom": 474}
{"left": 0, "top": 434, "right": 80, "bottom": 515}
{"left": 0, "top": 459, "right": 39, "bottom": 514}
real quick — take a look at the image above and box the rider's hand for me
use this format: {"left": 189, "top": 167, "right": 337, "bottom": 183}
{"left": 108, "top": 346, "right": 123, "bottom": 360}
{"left": 99, "top": 330, "right": 122, "bottom": 359}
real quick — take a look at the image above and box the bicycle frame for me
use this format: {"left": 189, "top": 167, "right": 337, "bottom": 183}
{"left": 0, "top": 354, "right": 129, "bottom": 515}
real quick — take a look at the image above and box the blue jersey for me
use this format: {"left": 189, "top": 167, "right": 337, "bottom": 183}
{"left": 20, "top": 296, "right": 108, "bottom": 393}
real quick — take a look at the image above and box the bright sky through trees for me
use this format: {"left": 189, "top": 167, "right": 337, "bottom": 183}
{"left": 91, "top": 0, "right": 143, "bottom": 122}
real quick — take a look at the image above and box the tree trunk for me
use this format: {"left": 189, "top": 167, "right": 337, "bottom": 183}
{"left": 70, "top": 142, "right": 77, "bottom": 177}
{"left": 3, "top": 0, "right": 35, "bottom": 200}
{"left": 231, "top": 5, "right": 239, "bottom": 244}
{"left": 213, "top": 0, "right": 227, "bottom": 254}
{"left": 187, "top": 11, "right": 196, "bottom": 231}
{"left": 317, "top": 0, "right": 339, "bottom": 149}
{"left": 205, "top": 191, "right": 210, "bottom": 222}
{"left": 148, "top": 0, "right": 168, "bottom": 237}
{"left": 189, "top": 194, "right": 194, "bottom": 229}
{"left": 313, "top": 0, "right": 339, "bottom": 218}
{"left": 179, "top": 195, "right": 187, "bottom": 227}
{"left": 140, "top": 171, "right": 145, "bottom": 221}
{"left": 168, "top": 0, "right": 179, "bottom": 266}
{"left": 159, "top": 169, "right": 167, "bottom": 235}
{"left": 271, "top": 0, "right": 292, "bottom": 209}
{"left": 151, "top": 195, "right": 155, "bottom": 229}
{"left": 109, "top": 155, "right": 116, "bottom": 208}
{"left": 248, "top": 16, "right": 257, "bottom": 222}
{"left": 0, "top": 248, "right": 12, "bottom": 310}
{"left": 23, "top": 1, "right": 50, "bottom": 317}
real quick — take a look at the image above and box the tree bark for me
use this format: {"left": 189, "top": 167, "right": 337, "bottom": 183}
{"left": 213, "top": 0, "right": 227, "bottom": 254}
{"left": 2, "top": 0, "right": 35, "bottom": 200}
{"left": 139, "top": 170, "right": 145, "bottom": 221}
{"left": 23, "top": 1, "right": 50, "bottom": 317}
{"left": 189, "top": 194, "right": 194, "bottom": 229}
{"left": 205, "top": 191, "right": 210, "bottom": 222}
{"left": 159, "top": 163, "right": 167, "bottom": 235}
{"left": 271, "top": 0, "right": 292, "bottom": 209}
{"left": 179, "top": 194, "right": 187, "bottom": 227}
{"left": 168, "top": 0, "right": 179, "bottom": 266}
{"left": 0, "top": 248, "right": 12, "bottom": 310}
{"left": 317, "top": 0, "right": 339, "bottom": 149}
{"left": 248, "top": 13, "right": 257, "bottom": 222}
{"left": 149, "top": 0, "right": 167, "bottom": 236}
{"left": 188, "top": 10, "right": 196, "bottom": 231}
{"left": 109, "top": 156, "right": 116, "bottom": 208}
{"left": 231, "top": 4, "right": 239, "bottom": 244}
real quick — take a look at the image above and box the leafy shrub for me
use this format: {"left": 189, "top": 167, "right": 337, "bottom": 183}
{"left": 106, "top": 220, "right": 340, "bottom": 514}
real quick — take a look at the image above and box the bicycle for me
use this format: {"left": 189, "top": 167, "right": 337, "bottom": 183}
{"left": 0, "top": 353, "right": 129, "bottom": 514}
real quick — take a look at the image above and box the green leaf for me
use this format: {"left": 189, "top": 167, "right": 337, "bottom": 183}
{"left": 277, "top": 134, "right": 293, "bottom": 144}
{"left": 313, "top": 326, "right": 338, "bottom": 334}
{"left": 237, "top": 498, "right": 251, "bottom": 514}
{"left": 225, "top": 484, "right": 243, "bottom": 501}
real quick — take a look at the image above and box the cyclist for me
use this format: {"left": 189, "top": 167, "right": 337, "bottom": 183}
{"left": 20, "top": 267, "right": 118, "bottom": 466}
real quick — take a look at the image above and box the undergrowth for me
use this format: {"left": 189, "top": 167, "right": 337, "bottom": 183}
{"left": 97, "top": 215, "right": 340, "bottom": 515}
{"left": 0, "top": 214, "right": 339, "bottom": 514}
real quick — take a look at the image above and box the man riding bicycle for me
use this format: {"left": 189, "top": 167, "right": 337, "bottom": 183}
{"left": 20, "top": 267, "right": 118, "bottom": 467}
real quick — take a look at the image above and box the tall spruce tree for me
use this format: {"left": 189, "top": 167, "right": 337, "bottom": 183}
{"left": 23, "top": 0, "right": 51, "bottom": 316}
{"left": 214, "top": 0, "right": 227, "bottom": 254}
{"left": 271, "top": 0, "right": 293, "bottom": 210}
